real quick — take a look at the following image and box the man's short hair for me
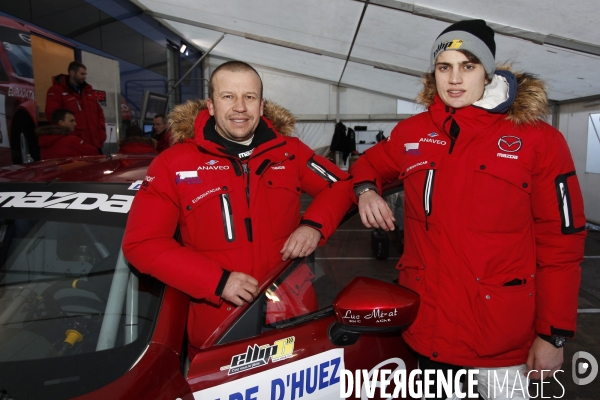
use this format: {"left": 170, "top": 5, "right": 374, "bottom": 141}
{"left": 68, "top": 61, "right": 86, "bottom": 73}
{"left": 51, "top": 109, "right": 74, "bottom": 125}
{"left": 208, "top": 61, "right": 263, "bottom": 100}
{"left": 153, "top": 114, "right": 166, "bottom": 124}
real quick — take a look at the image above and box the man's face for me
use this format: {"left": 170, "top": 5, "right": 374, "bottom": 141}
{"left": 58, "top": 113, "right": 76, "bottom": 132}
{"left": 153, "top": 117, "right": 167, "bottom": 134}
{"left": 206, "top": 69, "right": 264, "bottom": 142}
{"left": 69, "top": 67, "right": 87, "bottom": 86}
{"left": 434, "top": 51, "right": 488, "bottom": 109}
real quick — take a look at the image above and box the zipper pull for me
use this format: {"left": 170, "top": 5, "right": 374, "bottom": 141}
{"left": 242, "top": 163, "right": 249, "bottom": 174}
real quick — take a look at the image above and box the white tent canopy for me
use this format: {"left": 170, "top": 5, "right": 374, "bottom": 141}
{"left": 132, "top": 0, "right": 600, "bottom": 103}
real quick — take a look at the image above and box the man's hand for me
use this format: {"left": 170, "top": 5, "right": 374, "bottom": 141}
{"left": 526, "top": 336, "right": 564, "bottom": 380}
{"left": 358, "top": 190, "right": 395, "bottom": 230}
{"left": 280, "top": 226, "right": 321, "bottom": 261}
{"left": 221, "top": 272, "right": 259, "bottom": 306}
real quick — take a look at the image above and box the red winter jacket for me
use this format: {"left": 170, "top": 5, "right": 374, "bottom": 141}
{"left": 351, "top": 69, "right": 586, "bottom": 367}
{"left": 36, "top": 125, "right": 98, "bottom": 159}
{"left": 45, "top": 75, "right": 106, "bottom": 149}
{"left": 123, "top": 100, "right": 352, "bottom": 351}
{"left": 117, "top": 137, "right": 158, "bottom": 155}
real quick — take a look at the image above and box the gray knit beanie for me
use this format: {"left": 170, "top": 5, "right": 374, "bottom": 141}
{"left": 430, "top": 19, "right": 496, "bottom": 79}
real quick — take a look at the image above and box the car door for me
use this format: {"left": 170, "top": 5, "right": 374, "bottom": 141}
{"left": 186, "top": 186, "right": 418, "bottom": 400}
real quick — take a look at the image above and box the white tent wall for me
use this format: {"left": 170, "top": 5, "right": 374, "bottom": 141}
{"left": 557, "top": 102, "right": 600, "bottom": 224}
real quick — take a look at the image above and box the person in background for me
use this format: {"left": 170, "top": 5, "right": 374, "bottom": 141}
{"left": 123, "top": 61, "right": 353, "bottom": 359}
{"left": 350, "top": 19, "right": 586, "bottom": 399}
{"left": 152, "top": 114, "right": 171, "bottom": 153}
{"left": 45, "top": 61, "right": 106, "bottom": 154}
{"left": 117, "top": 125, "right": 158, "bottom": 155}
{"left": 36, "top": 109, "right": 98, "bottom": 159}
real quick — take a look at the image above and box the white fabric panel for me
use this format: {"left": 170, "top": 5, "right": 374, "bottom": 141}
{"left": 397, "top": 99, "right": 426, "bottom": 114}
{"left": 340, "top": 61, "right": 423, "bottom": 100}
{"left": 140, "top": 0, "right": 361, "bottom": 54}
{"left": 162, "top": 20, "right": 346, "bottom": 82}
{"left": 140, "top": 0, "right": 600, "bottom": 103}
{"left": 418, "top": 0, "right": 600, "bottom": 46}
{"left": 295, "top": 122, "right": 336, "bottom": 151}
{"left": 353, "top": 5, "right": 445, "bottom": 71}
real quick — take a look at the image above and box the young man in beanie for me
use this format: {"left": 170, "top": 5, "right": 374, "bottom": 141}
{"left": 351, "top": 19, "right": 585, "bottom": 398}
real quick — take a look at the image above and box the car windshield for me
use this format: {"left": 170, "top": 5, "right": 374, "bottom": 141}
{"left": 0, "top": 183, "right": 162, "bottom": 399}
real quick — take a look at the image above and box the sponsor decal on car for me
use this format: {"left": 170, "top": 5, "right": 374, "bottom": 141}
{"left": 404, "top": 143, "right": 421, "bottom": 156}
{"left": 196, "top": 348, "right": 343, "bottom": 399}
{"left": 128, "top": 180, "right": 144, "bottom": 190}
{"left": 0, "top": 192, "right": 134, "bottom": 213}
{"left": 341, "top": 308, "right": 399, "bottom": 324}
{"left": 221, "top": 336, "right": 296, "bottom": 375}
{"left": 176, "top": 171, "right": 203, "bottom": 185}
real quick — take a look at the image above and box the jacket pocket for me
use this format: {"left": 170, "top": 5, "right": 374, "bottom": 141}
{"left": 397, "top": 253, "right": 425, "bottom": 294}
{"left": 400, "top": 157, "right": 440, "bottom": 223}
{"left": 469, "top": 158, "right": 531, "bottom": 233}
{"left": 181, "top": 179, "right": 238, "bottom": 250}
{"left": 264, "top": 169, "right": 301, "bottom": 239}
{"left": 473, "top": 278, "right": 535, "bottom": 357}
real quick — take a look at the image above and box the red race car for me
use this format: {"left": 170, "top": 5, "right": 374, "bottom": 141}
{"left": 0, "top": 154, "right": 417, "bottom": 400}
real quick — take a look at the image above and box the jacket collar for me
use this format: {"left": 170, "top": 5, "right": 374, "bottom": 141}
{"left": 192, "top": 109, "right": 287, "bottom": 161}
{"left": 419, "top": 67, "right": 550, "bottom": 126}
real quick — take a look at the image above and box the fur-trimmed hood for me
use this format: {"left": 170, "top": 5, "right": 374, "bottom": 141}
{"left": 36, "top": 125, "right": 71, "bottom": 137}
{"left": 417, "top": 66, "right": 549, "bottom": 126}
{"left": 167, "top": 99, "right": 296, "bottom": 145}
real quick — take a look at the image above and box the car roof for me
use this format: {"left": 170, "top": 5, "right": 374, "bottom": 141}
{"left": 0, "top": 154, "right": 154, "bottom": 184}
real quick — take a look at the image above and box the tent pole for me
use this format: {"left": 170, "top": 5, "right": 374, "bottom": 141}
{"left": 336, "top": 85, "right": 340, "bottom": 123}
{"left": 167, "top": 34, "right": 225, "bottom": 97}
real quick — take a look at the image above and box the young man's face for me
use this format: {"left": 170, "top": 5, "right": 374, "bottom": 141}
{"left": 434, "top": 51, "right": 488, "bottom": 109}
{"left": 69, "top": 67, "right": 87, "bottom": 86}
{"left": 153, "top": 117, "right": 167, "bottom": 134}
{"left": 58, "top": 113, "right": 76, "bottom": 132}
{"left": 206, "top": 69, "right": 264, "bottom": 142}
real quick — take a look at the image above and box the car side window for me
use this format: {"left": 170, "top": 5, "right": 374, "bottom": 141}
{"left": 218, "top": 186, "right": 404, "bottom": 344}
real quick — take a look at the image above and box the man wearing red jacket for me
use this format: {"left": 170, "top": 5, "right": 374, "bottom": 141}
{"left": 351, "top": 20, "right": 586, "bottom": 399}
{"left": 123, "top": 61, "right": 352, "bottom": 358}
{"left": 36, "top": 109, "right": 98, "bottom": 159}
{"left": 152, "top": 114, "right": 171, "bottom": 153}
{"left": 45, "top": 61, "right": 106, "bottom": 153}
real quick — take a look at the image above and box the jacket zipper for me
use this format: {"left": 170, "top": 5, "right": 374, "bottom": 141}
{"left": 423, "top": 169, "right": 435, "bottom": 230}
{"left": 220, "top": 193, "right": 235, "bottom": 242}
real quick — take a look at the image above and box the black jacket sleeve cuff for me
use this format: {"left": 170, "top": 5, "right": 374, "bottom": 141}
{"left": 215, "top": 269, "right": 231, "bottom": 297}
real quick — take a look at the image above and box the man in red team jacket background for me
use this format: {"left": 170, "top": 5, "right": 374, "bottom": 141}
{"left": 46, "top": 61, "right": 106, "bottom": 153}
